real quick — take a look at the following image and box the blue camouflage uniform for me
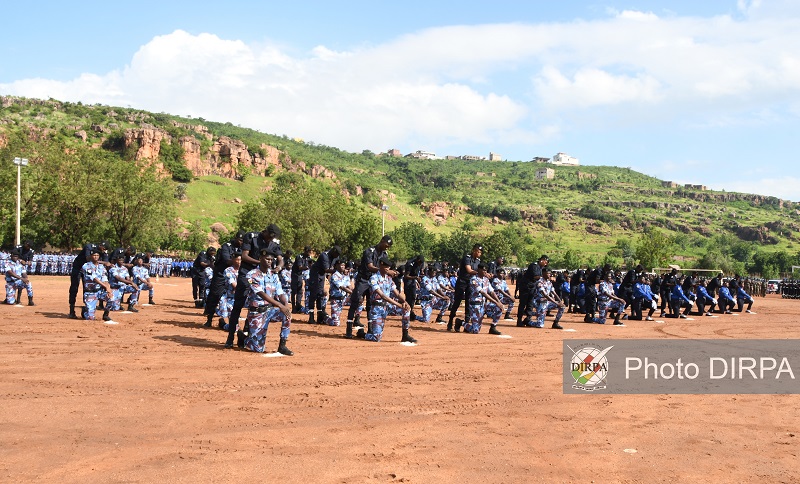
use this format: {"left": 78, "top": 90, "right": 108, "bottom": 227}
{"left": 243, "top": 267, "right": 290, "bottom": 353}
{"left": 366, "top": 272, "right": 410, "bottom": 342}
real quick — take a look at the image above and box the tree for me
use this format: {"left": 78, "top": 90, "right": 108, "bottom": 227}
{"left": 388, "top": 222, "right": 435, "bottom": 261}
{"left": 635, "top": 228, "right": 674, "bottom": 270}
{"left": 236, "top": 173, "right": 379, "bottom": 259}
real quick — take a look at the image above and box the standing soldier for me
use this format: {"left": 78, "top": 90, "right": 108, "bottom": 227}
{"left": 448, "top": 244, "right": 483, "bottom": 332}
{"left": 345, "top": 235, "right": 393, "bottom": 339}
{"left": 217, "top": 253, "right": 241, "bottom": 330}
{"left": 291, "top": 247, "right": 312, "bottom": 313}
{"left": 191, "top": 247, "right": 216, "bottom": 307}
{"left": 204, "top": 231, "right": 244, "bottom": 327}
{"left": 403, "top": 255, "right": 425, "bottom": 322}
{"left": 308, "top": 246, "right": 341, "bottom": 324}
{"left": 517, "top": 255, "right": 549, "bottom": 327}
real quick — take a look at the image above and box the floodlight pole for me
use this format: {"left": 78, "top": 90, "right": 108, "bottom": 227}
{"left": 13, "top": 157, "right": 29, "bottom": 246}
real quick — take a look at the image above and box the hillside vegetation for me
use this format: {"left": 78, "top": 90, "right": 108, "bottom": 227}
{"left": 1, "top": 95, "right": 799, "bottom": 277}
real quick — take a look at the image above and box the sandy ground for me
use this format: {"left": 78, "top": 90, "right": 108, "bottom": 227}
{"left": 1, "top": 276, "right": 799, "bottom": 483}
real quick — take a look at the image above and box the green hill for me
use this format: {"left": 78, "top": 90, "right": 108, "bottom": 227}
{"left": 1, "top": 95, "right": 798, "bottom": 276}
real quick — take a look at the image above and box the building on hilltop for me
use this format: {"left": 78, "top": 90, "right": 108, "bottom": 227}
{"left": 406, "top": 150, "right": 437, "bottom": 160}
{"left": 551, "top": 152, "right": 579, "bottom": 166}
{"left": 489, "top": 152, "right": 502, "bottom": 161}
{"left": 662, "top": 181, "right": 679, "bottom": 188}
{"left": 461, "top": 154, "right": 483, "bottom": 161}
{"left": 536, "top": 168, "right": 555, "bottom": 180}
{"left": 531, "top": 156, "right": 550, "bottom": 163}
{"left": 387, "top": 148, "right": 402, "bottom": 157}
{"left": 685, "top": 184, "right": 708, "bottom": 191}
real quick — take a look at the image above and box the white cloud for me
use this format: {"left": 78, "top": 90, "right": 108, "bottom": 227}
{"left": 2, "top": 9, "right": 800, "bottom": 161}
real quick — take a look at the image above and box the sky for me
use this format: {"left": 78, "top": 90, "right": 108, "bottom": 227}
{"left": 2, "top": 0, "right": 800, "bottom": 201}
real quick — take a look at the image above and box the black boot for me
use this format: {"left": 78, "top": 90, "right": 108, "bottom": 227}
{"left": 218, "top": 317, "right": 226, "bottom": 330}
{"left": 98, "top": 301, "right": 105, "bottom": 310}
{"left": 28, "top": 297, "right": 35, "bottom": 307}
{"left": 504, "top": 312, "right": 512, "bottom": 320}
{"left": 401, "top": 328, "right": 417, "bottom": 344}
{"left": 454, "top": 318, "right": 463, "bottom": 332}
{"left": 356, "top": 328, "right": 366, "bottom": 339}
{"left": 102, "top": 308, "right": 111, "bottom": 321}
{"left": 353, "top": 316, "right": 363, "bottom": 328}
{"left": 435, "top": 315, "right": 444, "bottom": 323}
{"left": 344, "top": 320, "right": 354, "bottom": 339}
{"left": 308, "top": 313, "right": 316, "bottom": 324}
{"left": 204, "top": 314, "right": 213, "bottom": 327}
{"left": 149, "top": 298, "right": 155, "bottom": 305}
{"left": 318, "top": 311, "right": 329, "bottom": 325}
{"left": 69, "top": 305, "right": 78, "bottom": 319}
{"left": 277, "top": 338, "right": 294, "bottom": 356}
{"left": 488, "top": 325, "right": 502, "bottom": 335}
{"left": 447, "top": 319, "right": 454, "bottom": 332}
{"left": 552, "top": 319, "right": 563, "bottom": 330}
{"left": 236, "top": 330, "right": 246, "bottom": 348}
{"left": 127, "top": 303, "right": 139, "bottom": 313}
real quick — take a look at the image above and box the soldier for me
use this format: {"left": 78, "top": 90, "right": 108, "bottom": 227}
{"left": 592, "top": 271, "right": 627, "bottom": 325}
{"left": 325, "top": 260, "right": 352, "bottom": 326}
{"left": 525, "top": 268, "right": 565, "bottom": 329}
{"left": 4, "top": 249, "right": 34, "bottom": 306}
{"left": 81, "top": 248, "right": 111, "bottom": 321}
{"left": 291, "top": 246, "right": 313, "bottom": 313}
{"left": 517, "top": 255, "right": 549, "bottom": 327}
{"left": 694, "top": 279, "right": 716, "bottom": 316}
{"left": 225, "top": 224, "right": 283, "bottom": 349}
{"left": 448, "top": 244, "right": 483, "bottom": 332}
{"left": 717, "top": 280, "right": 736, "bottom": 313}
{"left": 358, "top": 255, "right": 416, "bottom": 343}
{"left": 403, "top": 255, "right": 425, "bottom": 322}
{"left": 457, "top": 262, "right": 504, "bottom": 335}
{"left": 191, "top": 247, "right": 216, "bottom": 307}
{"left": 492, "top": 269, "right": 515, "bottom": 321}
{"left": 132, "top": 254, "right": 155, "bottom": 306}
{"left": 670, "top": 276, "right": 693, "bottom": 319}
{"left": 308, "top": 246, "right": 341, "bottom": 324}
{"left": 69, "top": 241, "right": 109, "bottom": 319}
{"left": 345, "top": 235, "right": 393, "bottom": 339}
{"left": 416, "top": 265, "right": 450, "bottom": 323}
{"left": 107, "top": 250, "right": 140, "bottom": 313}
{"left": 217, "top": 253, "right": 241, "bottom": 330}
{"left": 242, "top": 249, "right": 293, "bottom": 355}
{"left": 631, "top": 273, "right": 658, "bottom": 321}
{"left": 204, "top": 231, "right": 244, "bottom": 327}
{"left": 735, "top": 283, "right": 755, "bottom": 313}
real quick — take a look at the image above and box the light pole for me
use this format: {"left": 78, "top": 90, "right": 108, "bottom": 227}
{"left": 381, "top": 204, "right": 389, "bottom": 236}
{"left": 13, "top": 157, "right": 29, "bottom": 246}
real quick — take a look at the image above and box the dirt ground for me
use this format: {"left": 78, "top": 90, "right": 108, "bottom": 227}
{"left": 1, "top": 276, "right": 798, "bottom": 483}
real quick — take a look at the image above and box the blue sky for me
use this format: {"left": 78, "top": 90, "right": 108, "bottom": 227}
{"left": 2, "top": 0, "right": 799, "bottom": 200}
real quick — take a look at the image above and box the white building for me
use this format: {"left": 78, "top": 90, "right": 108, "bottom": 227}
{"left": 406, "top": 150, "right": 437, "bottom": 160}
{"left": 551, "top": 152, "right": 579, "bottom": 166}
